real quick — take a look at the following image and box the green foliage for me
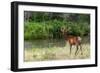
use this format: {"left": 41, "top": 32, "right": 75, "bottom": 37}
{"left": 66, "top": 22, "right": 90, "bottom": 36}
{"left": 24, "top": 22, "right": 49, "bottom": 40}
{"left": 24, "top": 21, "right": 89, "bottom": 40}
{"left": 24, "top": 12, "right": 90, "bottom": 40}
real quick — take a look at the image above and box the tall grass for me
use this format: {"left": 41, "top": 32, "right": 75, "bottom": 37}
{"left": 24, "top": 43, "right": 90, "bottom": 62}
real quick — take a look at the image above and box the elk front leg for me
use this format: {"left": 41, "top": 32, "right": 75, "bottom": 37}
{"left": 80, "top": 44, "right": 83, "bottom": 55}
{"left": 75, "top": 45, "right": 79, "bottom": 56}
{"left": 70, "top": 45, "right": 72, "bottom": 55}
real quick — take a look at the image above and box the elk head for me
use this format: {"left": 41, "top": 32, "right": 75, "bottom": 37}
{"left": 60, "top": 27, "right": 67, "bottom": 35}
{"left": 60, "top": 26, "right": 71, "bottom": 35}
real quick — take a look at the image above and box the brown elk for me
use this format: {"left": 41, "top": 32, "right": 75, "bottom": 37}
{"left": 60, "top": 27, "right": 83, "bottom": 55}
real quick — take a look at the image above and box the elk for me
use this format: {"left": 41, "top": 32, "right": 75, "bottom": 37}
{"left": 60, "top": 27, "right": 83, "bottom": 55}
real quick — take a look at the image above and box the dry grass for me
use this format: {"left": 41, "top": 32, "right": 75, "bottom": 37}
{"left": 24, "top": 43, "right": 90, "bottom": 62}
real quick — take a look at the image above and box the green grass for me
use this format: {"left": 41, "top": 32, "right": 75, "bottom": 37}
{"left": 24, "top": 43, "right": 90, "bottom": 62}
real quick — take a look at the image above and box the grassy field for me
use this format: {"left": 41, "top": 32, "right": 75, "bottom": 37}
{"left": 24, "top": 41, "right": 90, "bottom": 62}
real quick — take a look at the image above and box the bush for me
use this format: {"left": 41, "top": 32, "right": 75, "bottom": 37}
{"left": 24, "top": 20, "right": 90, "bottom": 40}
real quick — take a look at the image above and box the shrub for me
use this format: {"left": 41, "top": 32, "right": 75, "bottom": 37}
{"left": 24, "top": 20, "right": 90, "bottom": 40}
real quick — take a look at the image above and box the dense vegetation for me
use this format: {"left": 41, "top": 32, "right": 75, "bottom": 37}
{"left": 24, "top": 11, "right": 90, "bottom": 40}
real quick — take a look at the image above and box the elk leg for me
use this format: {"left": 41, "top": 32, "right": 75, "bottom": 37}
{"left": 70, "top": 45, "right": 72, "bottom": 55}
{"left": 80, "top": 44, "right": 83, "bottom": 55}
{"left": 75, "top": 45, "right": 79, "bottom": 56}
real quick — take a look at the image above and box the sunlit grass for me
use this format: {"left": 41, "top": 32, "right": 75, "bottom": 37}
{"left": 24, "top": 44, "right": 90, "bottom": 62}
